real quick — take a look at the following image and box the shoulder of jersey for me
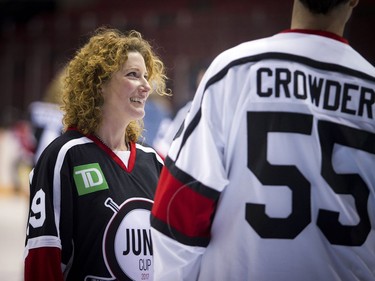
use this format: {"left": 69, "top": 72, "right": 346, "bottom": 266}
{"left": 39, "top": 130, "right": 87, "bottom": 156}
{"left": 136, "top": 142, "right": 164, "bottom": 165}
{"left": 207, "top": 35, "right": 283, "bottom": 75}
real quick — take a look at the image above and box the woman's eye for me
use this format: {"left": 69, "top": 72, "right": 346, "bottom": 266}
{"left": 127, "top": 72, "right": 138, "bottom": 77}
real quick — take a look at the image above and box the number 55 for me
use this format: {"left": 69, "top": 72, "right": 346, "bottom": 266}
{"left": 246, "top": 111, "right": 373, "bottom": 246}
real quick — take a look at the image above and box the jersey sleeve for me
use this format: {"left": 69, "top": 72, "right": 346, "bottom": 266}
{"left": 24, "top": 142, "right": 73, "bottom": 281}
{"left": 25, "top": 247, "right": 64, "bottom": 281}
{"left": 150, "top": 65, "right": 230, "bottom": 280}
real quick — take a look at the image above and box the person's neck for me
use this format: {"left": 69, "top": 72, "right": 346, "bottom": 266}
{"left": 95, "top": 124, "right": 129, "bottom": 151}
{"left": 97, "top": 107, "right": 131, "bottom": 151}
{"left": 290, "top": 0, "right": 349, "bottom": 37}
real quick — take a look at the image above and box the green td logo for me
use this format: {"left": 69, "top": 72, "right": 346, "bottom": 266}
{"left": 73, "top": 163, "right": 109, "bottom": 195}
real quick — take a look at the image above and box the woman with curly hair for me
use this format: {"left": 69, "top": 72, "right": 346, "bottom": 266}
{"left": 24, "top": 27, "right": 169, "bottom": 281}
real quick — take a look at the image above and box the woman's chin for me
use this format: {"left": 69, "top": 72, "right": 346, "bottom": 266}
{"left": 131, "top": 109, "right": 145, "bottom": 120}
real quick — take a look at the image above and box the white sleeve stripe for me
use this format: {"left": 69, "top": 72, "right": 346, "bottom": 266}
{"left": 24, "top": 235, "right": 62, "bottom": 258}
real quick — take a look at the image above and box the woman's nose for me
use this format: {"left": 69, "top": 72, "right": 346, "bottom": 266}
{"left": 141, "top": 78, "right": 151, "bottom": 92}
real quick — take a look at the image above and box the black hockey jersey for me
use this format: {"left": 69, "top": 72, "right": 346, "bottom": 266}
{"left": 25, "top": 128, "right": 163, "bottom": 281}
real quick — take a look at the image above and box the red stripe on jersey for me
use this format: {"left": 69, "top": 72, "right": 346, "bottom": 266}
{"left": 152, "top": 166, "right": 215, "bottom": 238}
{"left": 25, "top": 247, "right": 64, "bottom": 281}
{"left": 281, "top": 29, "right": 349, "bottom": 44}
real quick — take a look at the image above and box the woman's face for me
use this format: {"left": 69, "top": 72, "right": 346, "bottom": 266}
{"left": 101, "top": 51, "right": 151, "bottom": 123}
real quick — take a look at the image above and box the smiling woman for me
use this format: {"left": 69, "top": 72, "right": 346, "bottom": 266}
{"left": 100, "top": 51, "right": 152, "bottom": 151}
{"left": 24, "top": 27, "right": 169, "bottom": 281}
{"left": 62, "top": 28, "right": 169, "bottom": 146}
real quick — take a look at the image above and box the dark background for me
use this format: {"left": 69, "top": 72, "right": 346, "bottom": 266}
{"left": 0, "top": 0, "right": 374, "bottom": 121}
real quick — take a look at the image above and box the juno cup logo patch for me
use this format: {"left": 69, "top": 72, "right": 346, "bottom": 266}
{"left": 103, "top": 198, "right": 154, "bottom": 281}
{"left": 73, "top": 163, "right": 109, "bottom": 195}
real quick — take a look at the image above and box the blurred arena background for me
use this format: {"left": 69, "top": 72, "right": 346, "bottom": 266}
{"left": 1, "top": 0, "right": 374, "bottom": 116}
{"left": 0, "top": 0, "right": 374, "bottom": 280}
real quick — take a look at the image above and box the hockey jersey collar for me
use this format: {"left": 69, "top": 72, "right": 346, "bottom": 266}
{"left": 68, "top": 127, "right": 136, "bottom": 172}
{"left": 281, "top": 29, "right": 349, "bottom": 44}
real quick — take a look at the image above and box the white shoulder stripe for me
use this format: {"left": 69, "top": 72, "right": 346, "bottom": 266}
{"left": 53, "top": 137, "right": 93, "bottom": 238}
{"left": 136, "top": 143, "right": 164, "bottom": 165}
{"left": 29, "top": 168, "right": 34, "bottom": 185}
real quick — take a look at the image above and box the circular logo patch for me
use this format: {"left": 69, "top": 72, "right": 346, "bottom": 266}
{"left": 103, "top": 198, "right": 153, "bottom": 281}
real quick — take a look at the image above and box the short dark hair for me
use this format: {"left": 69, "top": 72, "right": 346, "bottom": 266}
{"left": 299, "top": 0, "right": 350, "bottom": 14}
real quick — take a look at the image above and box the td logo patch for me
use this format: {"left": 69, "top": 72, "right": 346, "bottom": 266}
{"left": 73, "top": 163, "right": 109, "bottom": 195}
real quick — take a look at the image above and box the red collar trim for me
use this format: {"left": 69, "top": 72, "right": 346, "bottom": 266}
{"left": 281, "top": 29, "right": 349, "bottom": 44}
{"left": 69, "top": 127, "right": 135, "bottom": 172}
{"left": 88, "top": 134, "right": 136, "bottom": 173}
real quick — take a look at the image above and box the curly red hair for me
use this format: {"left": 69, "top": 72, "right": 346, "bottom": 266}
{"left": 61, "top": 27, "right": 169, "bottom": 142}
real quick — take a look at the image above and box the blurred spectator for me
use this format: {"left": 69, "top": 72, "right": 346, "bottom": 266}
{"left": 28, "top": 67, "right": 65, "bottom": 164}
{"left": 142, "top": 92, "right": 172, "bottom": 146}
{"left": 153, "top": 67, "right": 206, "bottom": 158}
{"left": 0, "top": 107, "right": 33, "bottom": 195}
{"left": 153, "top": 100, "right": 191, "bottom": 158}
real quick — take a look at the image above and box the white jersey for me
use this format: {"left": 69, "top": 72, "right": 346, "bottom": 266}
{"left": 151, "top": 30, "right": 375, "bottom": 281}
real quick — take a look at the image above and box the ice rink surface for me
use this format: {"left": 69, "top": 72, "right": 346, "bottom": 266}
{"left": 0, "top": 194, "right": 28, "bottom": 281}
